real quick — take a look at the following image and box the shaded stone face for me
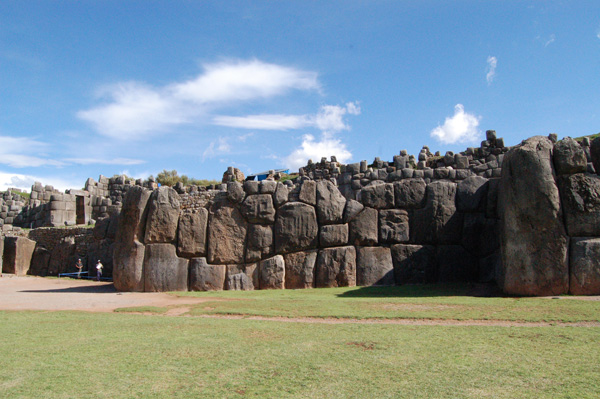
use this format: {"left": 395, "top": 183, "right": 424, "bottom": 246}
{"left": 356, "top": 246, "right": 394, "bottom": 286}
{"left": 177, "top": 208, "right": 208, "bottom": 258}
{"left": 379, "top": 209, "right": 409, "bottom": 244}
{"left": 319, "top": 224, "right": 349, "bottom": 247}
{"left": 349, "top": 207, "right": 378, "bottom": 246}
{"left": 259, "top": 255, "right": 285, "bottom": 289}
{"left": 240, "top": 194, "right": 276, "bottom": 224}
{"left": 144, "top": 186, "right": 181, "bottom": 244}
{"left": 553, "top": 137, "right": 587, "bottom": 175}
{"left": 558, "top": 173, "right": 600, "bottom": 237}
{"left": 360, "top": 183, "right": 394, "bottom": 209}
{"left": 226, "top": 263, "right": 258, "bottom": 290}
{"left": 189, "top": 258, "right": 226, "bottom": 291}
{"left": 246, "top": 224, "right": 273, "bottom": 262}
{"left": 393, "top": 178, "right": 426, "bottom": 209}
{"left": 498, "top": 136, "right": 569, "bottom": 296}
{"left": 391, "top": 244, "right": 437, "bottom": 284}
{"left": 143, "top": 243, "right": 188, "bottom": 292}
{"left": 315, "top": 180, "right": 346, "bottom": 224}
{"left": 456, "top": 176, "right": 488, "bottom": 212}
{"left": 115, "top": 185, "right": 151, "bottom": 244}
{"left": 113, "top": 240, "right": 146, "bottom": 292}
{"left": 569, "top": 238, "right": 600, "bottom": 295}
{"left": 274, "top": 202, "right": 318, "bottom": 254}
{"left": 2, "top": 236, "right": 36, "bottom": 276}
{"left": 284, "top": 250, "right": 317, "bottom": 289}
{"left": 207, "top": 198, "right": 247, "bottom": 264}
{"left": 315, "top": 246, "right": 356, "bottom": 288}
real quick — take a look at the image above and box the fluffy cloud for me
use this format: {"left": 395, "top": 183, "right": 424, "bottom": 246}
{"left": 63, "top": 157, "right": 145, "bottom": 166}
{"left": 0, "top": 171, "right": 81, "bottom": 192}
{"left": 430, "top": 104, "right": 481, "bottom": 144}
{"left": 0, "top": 135, "right": 63, "bottom": 168}
{"left": 545, "top": 34, "right": 555, "bottom": 47}
{"left": 202, "top": 137, "right": 232, "bottom": 160}
{"left": 78, "top": 60, "right": 320, "bottom": 140}
{"left": 285, "top": 134, "right": 352, "bottom": 171}
{"left": 486, "top": 56, "right": 497, "bottom": 84}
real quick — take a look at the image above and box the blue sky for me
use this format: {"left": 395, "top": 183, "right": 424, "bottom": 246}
{"left": 1, "top": 1, "right": 599, "bottom": 190}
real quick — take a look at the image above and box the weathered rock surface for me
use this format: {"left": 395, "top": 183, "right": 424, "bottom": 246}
{"left": 259, "top": 255, "right": 285, "bottom": 289}
{"left": 315, "top": 246, "right": 356, "bottom": 288}
{"left": 461, "top": 213, "right": 499, "bottom": 257}
{"left": 299, "top": 180, "right": 316, "bottom": 205}
{"left": 177, "top": 209, "right": 208, "bottom": 258}
{"left": 144, "top": 186, "right": 181, "bottom": 244}
{"left": 411, "top": 181, "right": 462, "bottom": 244}
{"left": 391, "top": 244, "right": 437, "bottom": 284}
{"left": 207, "top": 197, "right": 247, "bottom": 264}
{"left": 115, "top": 185, "right": 151, "bottom": 244}
{"left": 273, "top": 183, "right": 288, "bottom": 208}
{"left": 227, "top": 181, "right": 245, "bottom": 203}
{"left": 379, "top": 209, "right": 409, "bottom": 243}
{"left": 274, "top": 202, "right": 318, "bottom": 253}
{"left": 316, "top": 180, "right": 346, "bottom": 224}
{"left": 113, "top": 240, "right": 145, "bottom": 291}
{"left": 569, "top": 238, "right": 600, "bottom": 295}
{"left": 558, "top": 173, "right": 600, "bottom": 236}
{"left": 456, "top": 176, "right": 488, "bottom": 212}
{"left": 499, "top": 136, "right": 569, "bottom": 295}
{"left": 2, "top": 237, "right": 36, "bottom": 275}
{"left": 143, "top": 243, "right": 188, "bottom": 292}
{"left": 284, "top": 250, "right": 317, "bottom": 289}
{"left": 343, "top": 199, "right": 363, "bottom": 223}
{"left": 319, "top": 224, "right": 349, "bottom": 247}
{"left": 356, "top": 246, "right": 394, "bottom": 286}
{"left": 48, "top": 236, "right": 76, "bottom": 275}
{"left": 28, "top": 246, "right": 51, "bottom": 276}
{"left": 360, "top": 183, "right": 394, "bottom": 209}
{"left": 590, "top": 137, "right": 600, "bottom": 174}
{"left": 189, "top": 257, "right": 225, "bottom": 291}
{"left": 226, "top": 263, "right": 258, "bottom": 290}
{"left": 394, "top": 179, "right": 426, "bottom": 209}
{"left": 437, "top": 245, "right": 477, "bottom": 282}
{"left": 349, "top": 207, "right": 378, "bottom": 246}
{"left": 240, "top": 194, "right": 276, "bottom": 224}
{"left": 246, "top": 224, "right": 273, "bottom": 262}
{"left": 553, "top": 137, "right": 587, "bottom": 175}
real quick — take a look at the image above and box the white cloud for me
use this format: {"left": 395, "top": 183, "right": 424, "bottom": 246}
{"left": 64, "top": 157, "right": 146, "bottom": 166}
{"left": 78, "top": 60, "right": 320, "bottom": 140}
{"left": 202, "top": 137, "right": 232, "bottom": 160}
{"left": 0, "top": 135, "right": 63, "bottom": 168}
{"left": 486, "top": 56, "right": 497, "bottom": 84}
{"left": 430, "top": 104, "right": 481, "bottom": 144}
{"left": 285, "top": 134, "right": 352, "bottom": 171}
{"left": 544, "top": 34, "right": 555, "bottom": 47}
{"left": 0, "top": 171, "right": 82, "bottom": 192}
{"left": 597, "top": 28, "right": 600, "bottom": 40}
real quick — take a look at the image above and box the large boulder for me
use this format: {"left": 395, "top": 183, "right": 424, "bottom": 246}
{"left": 498, "top": 136, "right": 569, "bottom": 295}
{"left": 2, "top": 237, "right": 36, "bottom": 276}
{"left": 246, "top": 224, "right": 273, "bottom": 262}
{"left": 315, "top": 246, "right": 356, "bottom": 288}
{"left": 207, "top": 197, "right": 247, "bottom": 264}
{"left": 558, "top": 173, "right": 600, "bottom": 236}
{"left": 299, "top": 180, "right": 317, "bottom": 205}
{"left": 456, "top": 176, "right": 488, "bottom": 212}
{"left": 348, "top": 207, "right": 378, "bottom": 246}
{"left": 461, "top": 213, "right": 499, "bottom": 257}
{"left": 28, "top": 246, "right": 51, "bottom": 276}
{"left": 226, "top": 263, "right": 258, "bottom": 290}
{"left": 569, "top": 238, "right": 600, "bottom": 295}
{"left": 177, "top": 208, "right": 209, "bottom": 258}
{"left": 284, "top": 250, "right": 317, "bottom": 289}
{"left": 273, "top": 182, "right": 289, "bottom": 208}
{"left": 356, "top": 246, "right": 394, "bottom": 286}
{"left": 227, "top": 181, "right": 245, "bottom": 204}
{"left": 114, "top": 186, "right": 151, "bottom": 243}
{"left": 144, "top": 186, "right": 181, "bottom": 244}
{"left": 394, "top": 178, "right": 426, "bottom": 209}
{"left": 319, "top": 224, "right": 349, "bottom": 247}
{"left": 143, "top": 243, "right": 188, "bottom": 292}
{"left": 410, "top": 181, "right": 462, "bottom": 244}
{"left": 189, "top": 258, "right": 226, "bottom": 291}
{"left": 315, "top": 180, "right": 346, "bottom": 224}
{"left": 391, "top": 244, "right": 437, "bottom": 284}
{"left": 274, "top": 202, "right": 318, "bottom": 254}
{"left": 553, "top": 137, "right": 587, "bottom": 175}
{"left": 259, "top": 255, "right": 285, "bottom": 289}
{"left": 360, "top": 183, "right": 395, "bottom": 209}
{"left": 343, "top": 199, "right": 364, "bottom": 223}
{"left": 48, "top": 236, "right": 76, "bottom": 275}
{"left": 240, "top": 194, "right": 276, "bottom": 224}
{"left": 379, "top": 209, "right": 409, "bottom": 244}
{"left": 437, "top": 245, "right": 478, "bottom": 282}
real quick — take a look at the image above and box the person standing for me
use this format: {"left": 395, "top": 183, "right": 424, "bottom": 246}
{"left": 96, "top": 260, "right": 103, "bottom": 281}
{"left": 75, "top": 259, "right": 83, "bottom": 279}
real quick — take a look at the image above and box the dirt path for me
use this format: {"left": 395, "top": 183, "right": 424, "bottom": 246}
{"left": 1, "top": 275, "right": 599, "bottom": 327}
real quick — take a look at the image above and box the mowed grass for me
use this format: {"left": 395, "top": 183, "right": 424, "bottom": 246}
{"left": 169, "top": 284, "right": 600, "bottom": 323}
{"left": 0, "top": 310, "right": 599, "bottom": 398}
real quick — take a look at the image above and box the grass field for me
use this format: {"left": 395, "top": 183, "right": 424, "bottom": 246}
{"left": 1, "top": 285, "right": 599, "bottom": 398}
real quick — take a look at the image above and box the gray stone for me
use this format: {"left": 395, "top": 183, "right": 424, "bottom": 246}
{"left": 284, "top": 250, "right": 317, "bottom": 289}
{"left": 226, "top": 263, "right": 258, "bottom": 290}
{"left": 189, "top": 258, "right": 227, "bottom": 291}
{"left": 273, "top": 182, "right": 288, "bottom": 208}
{"left": 227, "top": 182, "right": 245, "bottom": 203}
{"left": 391, "top": 244, "right": 437, "bottom": 284}
{"left": 486, "top": 178, "right": 500, "bottom": 219}
{"left": 246, "top": 224, "right": 273, "bottom": 262}
{"left": 177, "top": 208, "right": 208, "bottom": 258}
{"left": 591, "top": 137, "right": 600, "bottom": 175}
{"left": 553, "top": 137, "right": 587, "bottom": 175}
{"left": 461, "top": 213, "right": 499, "bottom": 257}
{"left": 316, "top": 180, "right": 346, "bottom": 224}
{"left": 394, "top": 178, "right": 426, "bottom": 209}
{"left": 319, "top": 224, "right": 349, "bottom": 247}
{"left": 259, "top": 255, "right": 285, "bottom": 289}
{"left": 356, "top": 246, "right": 394, "bottom": 286}
{"left": 479, "top": 252, "right": 501, "bottom": 284}
{"left": 315, "top": 246, "right": 356, "bottom": 288}
{"left": 498, "top": 136, "right": 569, "bottom": 296}
{"left": 207, "top": 198, "right": 247, "bottom": 264}
{"left": 260, "top": 180, "right": 277, "bottom": 194}
{"left": 240, "top": 194, "right": 276, "bottom": 224}
{"left": 144, "top": 187, "right": 181, "bottom": 244}
{"left": 274, "top": 202, "right": 318, "bottom": 254}
{"left": 437, "top": 245, "right": 478, "bottom": 282}
{"left": 558, "top": 173, "right": 600, "bottom": 236}
{"left": 299, "top": 180, "right": 317, "bottom": 205}
{"left": 28, "top": 246, "right": 51, "bottom": 276}
{"left": 569, "top": 238, "right": 600, "bottom": 295}
{"left": 360, "top": 183, "right": 394, "bottom": 209}
{"left": 113, "top": 240, "right": 146, "bottom": 291}
{"left": 349, "top": 207, "right": 378, "bottom": 246}
{"left": 243, "top": 180, "right": 259, "bottom": 195}
{"left": 343, "top": 199, "right": 364, "bottom": 223}
{"left": 410, "top": 181, "right": 462, "bottom": 244}
{"left": 456, "top": 176, "right": 488, "bottom": 212}
{"left": 379, "top": 209, "right": 409, "bottom": 243}
{"left": 48, "top": 236, "right": 76, "bottom": 275}
{"left": 143, "top": 244, "right": 188, "bottom": 292}
{"left": 2, "top": 237, "right": 36, "bottom": 276}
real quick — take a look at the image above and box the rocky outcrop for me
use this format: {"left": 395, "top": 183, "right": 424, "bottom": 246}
{"left": 498, "top": 136, "right": 569, "bottom": 296}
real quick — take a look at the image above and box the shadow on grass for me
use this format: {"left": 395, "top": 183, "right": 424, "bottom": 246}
{"left": 20, "top": 284, "right": 118, "bottom": 294}
{"left": 337, "top": 283, "right": 503, "bottom": 298}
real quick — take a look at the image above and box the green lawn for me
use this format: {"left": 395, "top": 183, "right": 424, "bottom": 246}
{"left": 0, "top": 310, "right": 599, "bottom": 398}
{"left": 169, "top": 284, "right": 600, "bottom": 323}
